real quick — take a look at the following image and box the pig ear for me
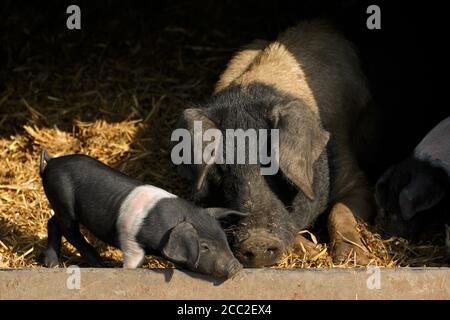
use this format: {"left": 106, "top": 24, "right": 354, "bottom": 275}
{"left": 177, "top": 108, "right": 218, "bottom": 193}
{"left": 270, "top": 101, "right": 329, "bottom": 200}
{"left": 162, "top": 222, "right": 200, "bottom": 268}
{"left": 399, "top": 181, "right": 445, "bottom": 221}
{"left": 206, "top": 208, "right": 249, "bottom": 220}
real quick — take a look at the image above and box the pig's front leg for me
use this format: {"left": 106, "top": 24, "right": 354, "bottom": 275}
{"left": 122, "top": 243, "right": 145, "bottom": 268}
{"left": 328, "top": 189, "right": 374, "bottom": 265}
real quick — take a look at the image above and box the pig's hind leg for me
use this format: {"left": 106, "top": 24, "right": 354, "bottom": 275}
{"left": 59, "top": 218, "right": 106, "bottom": 267}
{"left": 41, "top": 216, "right": 62, "bottom": 267}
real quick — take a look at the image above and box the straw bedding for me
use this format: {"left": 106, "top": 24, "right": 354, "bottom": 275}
{"left": 0, "top": 2, "right": 447, "bottom": 269}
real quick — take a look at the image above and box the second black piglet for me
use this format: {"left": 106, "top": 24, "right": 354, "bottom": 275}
{"left": 39, "top": 150, "right": 244, "bottom": 278}
{"left": 375, "top": 117, "right": 450, "bottom": 239}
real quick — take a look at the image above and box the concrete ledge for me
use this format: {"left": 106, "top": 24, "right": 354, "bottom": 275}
{"left": 1, "top": 268, "right": 449, "bottom": 300}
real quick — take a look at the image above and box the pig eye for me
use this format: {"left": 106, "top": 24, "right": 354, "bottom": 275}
{"left": 200, "top": 243, "right": 210, "bottom": 252}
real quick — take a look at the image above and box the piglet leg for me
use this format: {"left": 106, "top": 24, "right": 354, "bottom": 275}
{"left": 60, "top": 221, "right": 105, "bottom": 267}
{"left": 41, "top": 216, "right": 62, "bottom": 267}
{"left": 328, "top": 202, "right": 371, "bottom": 265}
{"left": 122, "top": 241, "right": 145, "bottom": 269}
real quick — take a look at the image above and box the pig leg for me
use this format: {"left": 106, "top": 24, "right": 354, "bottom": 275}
{"left": 60, "top": 220, "right": 105, "bottom": 267}
{"left": 41, "top": 216, "right": 62, "bottom": 267}
{"left": 328, "top": 190, "right": 374, "bottom": 265}
{"left": 122, "top": 244, "right": 145, "bottom": 269}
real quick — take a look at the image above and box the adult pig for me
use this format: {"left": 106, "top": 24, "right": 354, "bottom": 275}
{"left": 175, "top": 20, "right": 376, "bottom": 267}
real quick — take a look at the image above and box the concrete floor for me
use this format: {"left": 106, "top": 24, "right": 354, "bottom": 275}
{"left": 1, "top": 268, "right": 449, "bottom": 299}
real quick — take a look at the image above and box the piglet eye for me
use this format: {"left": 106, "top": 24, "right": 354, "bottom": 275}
{"left": 200, "top": 243, "right": 210, "bottom": 251}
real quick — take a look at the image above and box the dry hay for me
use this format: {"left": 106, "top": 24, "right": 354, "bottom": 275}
{"left": 1, "top": 3, "right": 448, "bottom": 270}
{"left": 1, "top": 117, "right": 448, "bottom": 269}
{"left": 0, "top": 119, "right": 173, "bottom": 269}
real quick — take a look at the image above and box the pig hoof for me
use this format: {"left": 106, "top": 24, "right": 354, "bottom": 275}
{"left": 40, "top": 251, "right": 60, "bottom": 268}
{"left": 331, "top": 241, "right": 370, "bottom": 266}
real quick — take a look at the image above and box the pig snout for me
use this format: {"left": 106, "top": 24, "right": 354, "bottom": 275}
{"left": 234, "top": 230, "right": 285, "bottom": 267}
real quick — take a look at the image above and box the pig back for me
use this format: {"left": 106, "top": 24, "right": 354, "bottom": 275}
{"left": 226, "top": 20, "right": 371, "bottom": 132}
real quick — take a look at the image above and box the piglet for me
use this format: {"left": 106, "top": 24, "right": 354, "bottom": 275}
{"left": 39, "top": 149, "right": 244, "bottom": 278}
{"left": 375, "top": 117, "right": 450, "bottom": 239}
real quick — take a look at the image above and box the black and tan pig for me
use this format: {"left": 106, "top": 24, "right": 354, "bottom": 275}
{"left": 174, "top": 20, "right": 377, "bottom": 267}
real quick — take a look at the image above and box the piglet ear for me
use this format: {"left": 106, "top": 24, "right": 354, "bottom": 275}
{"left": 162, "top": 222, "right": 200, "bottom": 268}
{"left": 399, "top": 180, "right": 446, "bottom": 221}
{"left": 206, "top": 208, "right": 248, "bottom": 220}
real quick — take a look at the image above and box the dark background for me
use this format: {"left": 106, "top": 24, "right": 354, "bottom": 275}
{"left": 1, "top": 0, "right": 448, "bottom": 179}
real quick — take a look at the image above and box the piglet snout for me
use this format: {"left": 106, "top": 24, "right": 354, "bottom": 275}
{"left": 225, "top": 259, "right": 243, "bottom": 278}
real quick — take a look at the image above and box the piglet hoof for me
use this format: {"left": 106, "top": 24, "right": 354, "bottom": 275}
{"left": 39, "top": 251, "right": 60, "bottom": 268}
{"left": 89, "top": 260, "right": 106, "bottom": 268}
{"left": 331, "top": 241, "right": 371, "bottom": 266}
